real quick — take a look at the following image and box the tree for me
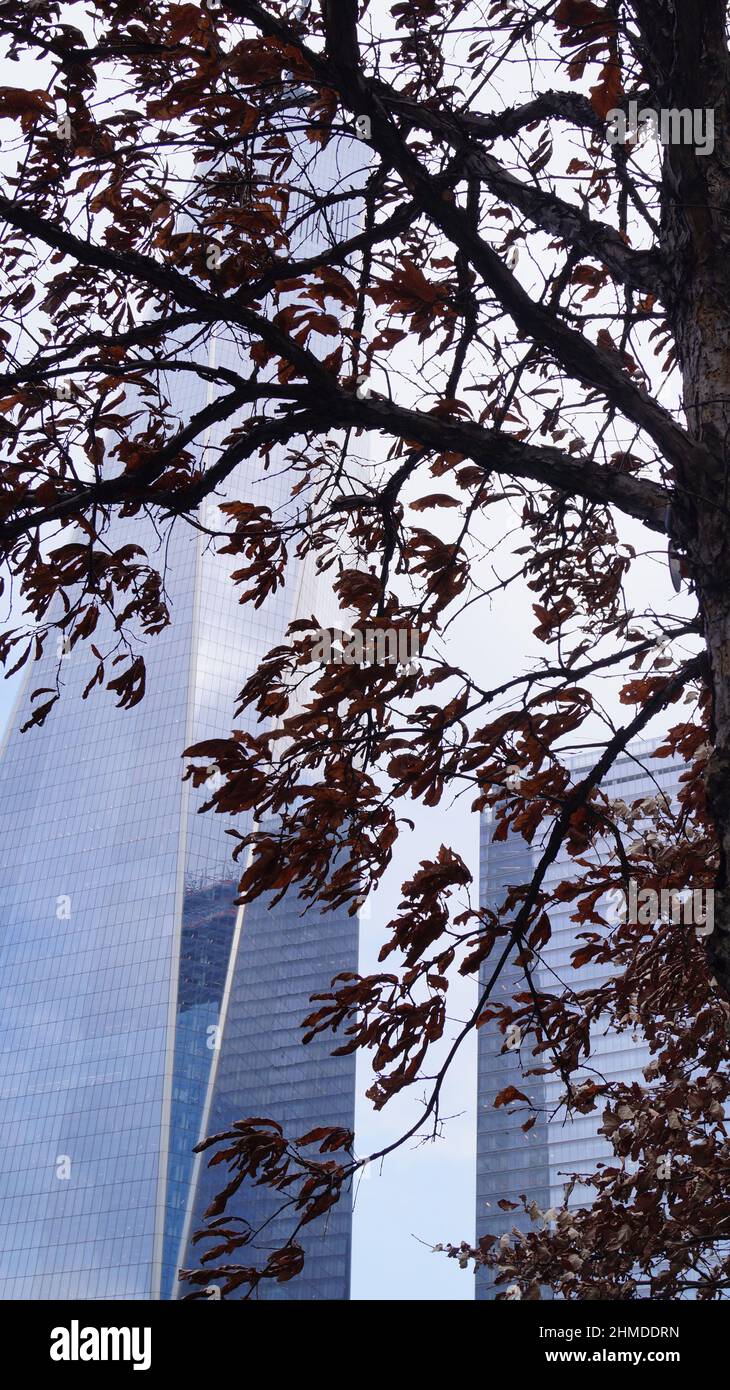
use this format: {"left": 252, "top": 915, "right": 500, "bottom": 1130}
{"left": 1, "top": 0, "right": 729, "bottom": 1298}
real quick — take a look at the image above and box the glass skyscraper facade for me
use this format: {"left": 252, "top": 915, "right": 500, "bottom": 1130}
{"left": 0, "top": 136, "right": 363, "bottom": 1300}
{"left": 475, "top": 739, "right": 684, "bottom": 1299}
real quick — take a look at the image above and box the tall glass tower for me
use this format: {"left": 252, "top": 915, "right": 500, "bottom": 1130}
{"left": 0, "top": 136, "right": 364, "bottom": 1300}
{"left": 475, "top": 738, "right": 684, "bottom": 1298}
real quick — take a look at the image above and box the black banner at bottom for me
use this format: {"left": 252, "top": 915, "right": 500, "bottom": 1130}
{"left": 0, "top": 1296, "right": 713, "bottom": 1376}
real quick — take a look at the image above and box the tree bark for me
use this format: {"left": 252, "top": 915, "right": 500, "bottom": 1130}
{"left": 640, "top": 1, "right": 730, "bottom": 989}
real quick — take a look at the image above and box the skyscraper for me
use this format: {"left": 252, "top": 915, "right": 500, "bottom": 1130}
{"left": 475, "top": 739, "right": 685, "bottom": 1299}
{"left": 0, "top": 135, "right": 363, "bottom": 1301}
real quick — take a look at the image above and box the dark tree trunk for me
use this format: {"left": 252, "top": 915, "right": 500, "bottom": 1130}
{"left": 643, "top": 1, "right": 730, "bottom": 988}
